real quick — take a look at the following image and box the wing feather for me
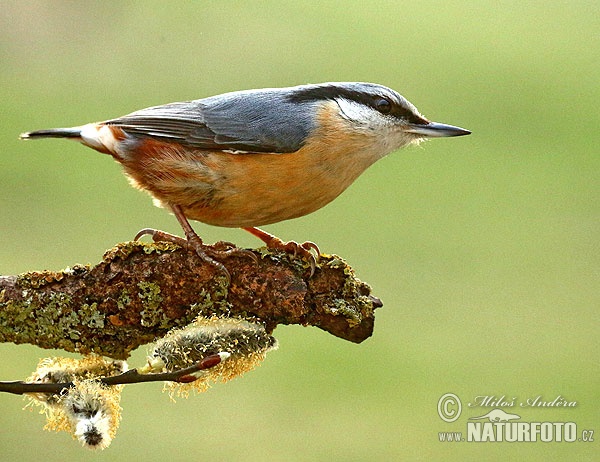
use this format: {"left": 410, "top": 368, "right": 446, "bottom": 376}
{"left": 105, "top": 89, "right": 315, "bottom": 153}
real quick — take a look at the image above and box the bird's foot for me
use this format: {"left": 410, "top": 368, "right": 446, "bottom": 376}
{"left": 242, "top": 227, "right": 320, "bottom": 277}
{"left": 134, "top": 228, "right": 257, "bottom": 284}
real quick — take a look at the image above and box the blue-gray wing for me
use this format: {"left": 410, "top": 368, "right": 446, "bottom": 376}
{"left": 105, "top": 88, "right": 316, "bottom": 153}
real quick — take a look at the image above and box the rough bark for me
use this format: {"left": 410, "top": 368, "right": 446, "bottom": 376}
{"left": 0, "top": 241, "right": 382, "bottom": 359}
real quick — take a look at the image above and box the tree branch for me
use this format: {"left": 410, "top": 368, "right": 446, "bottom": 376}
{"left": 0, "top": 241, "right": 382, "bottom": 359}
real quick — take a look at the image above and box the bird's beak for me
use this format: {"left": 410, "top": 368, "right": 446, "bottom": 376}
{"left": 405, "top": 121, "right": 471, "bottom": 138}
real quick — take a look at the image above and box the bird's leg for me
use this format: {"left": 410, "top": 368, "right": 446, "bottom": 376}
{"left": 242, "top": 227, "right": 320, "bottom": 276}
{"left": 135, "top": 205, "right": 257, "bottom": 283}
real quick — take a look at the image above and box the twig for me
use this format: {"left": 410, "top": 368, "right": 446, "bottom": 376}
{"left": 0, "top": 353, "right": 226, "bottom": 396}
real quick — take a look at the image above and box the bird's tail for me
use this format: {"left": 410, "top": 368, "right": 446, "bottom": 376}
{"left": 20, "top": 127, "right": 83, "bottom": 140}
{"left": 20, "top": 124, "right": 120, "bottom": 155}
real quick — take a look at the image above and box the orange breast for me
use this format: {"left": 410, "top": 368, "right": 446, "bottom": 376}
{"left": 116, "top": 102, "right": 382, "bottom": 227}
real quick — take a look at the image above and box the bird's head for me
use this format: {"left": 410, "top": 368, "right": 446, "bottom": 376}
{"left": 288, "top": 82, "right": 470, "bottom": 156}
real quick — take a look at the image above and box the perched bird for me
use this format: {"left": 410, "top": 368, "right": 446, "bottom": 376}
{"left": 20, "top": 82, "right": 470, "bottom": 274}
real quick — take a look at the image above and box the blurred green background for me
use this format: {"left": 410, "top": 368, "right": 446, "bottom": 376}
{"left": 1, "top": 1, "right": 598, "bottom": 460}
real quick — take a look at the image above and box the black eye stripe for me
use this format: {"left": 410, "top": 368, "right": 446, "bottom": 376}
{"left": 290, "top": 86, "right": 388, "bottom": 112}
{"left": 289, "top": 85, "right": 424, "bottom": 123}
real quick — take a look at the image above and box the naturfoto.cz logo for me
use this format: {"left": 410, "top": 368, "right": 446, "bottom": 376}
{"left": 437, "top": 393, "right": 594, "bottom": 443}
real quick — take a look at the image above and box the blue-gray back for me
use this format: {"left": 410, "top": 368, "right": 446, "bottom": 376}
{"left": 106, "top": 87, "right": 319, "bottom": 153}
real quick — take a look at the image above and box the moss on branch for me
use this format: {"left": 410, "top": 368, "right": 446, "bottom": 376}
{"left": 0, "top": 241, "right": 382, "bottom": 359}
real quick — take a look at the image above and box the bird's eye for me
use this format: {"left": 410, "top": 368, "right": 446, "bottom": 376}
{"left": 374, "top": 97, "right": 392, "bottom": 114}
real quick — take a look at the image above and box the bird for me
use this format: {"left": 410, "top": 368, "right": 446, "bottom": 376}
{"left": 20, "top": 82, "right": 470, "bottom": 276}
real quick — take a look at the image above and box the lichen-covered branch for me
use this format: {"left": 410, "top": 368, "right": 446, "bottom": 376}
{"left": 0, "top": 241, "right": 382, "bottom": 359}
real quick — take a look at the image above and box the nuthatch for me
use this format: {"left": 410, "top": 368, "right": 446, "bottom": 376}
{"left": 20, "top": 82, "right": 470, "bottom": 273}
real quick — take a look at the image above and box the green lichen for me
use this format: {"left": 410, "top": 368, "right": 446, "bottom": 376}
{"left": 16, "top": 270, "right": 63, "bottom": 289}
{"left": 255, "top": 246, "right": 316, "bottom": 275}
{"left": 34, "top": 292, "right": 75, "bottom": 339}
{"left": 4, "top": 296, "right": 35, "bottom": 324}
{"left": 326, "top": 298, "right": 363, "bottom": 327}
{"left": 15, "top": 265, "right": 90, "bottom": 290}
{"left": 325, "top": 256, "right": 346, "bottom": 268}
{"left": 187, "top": 281, "right": 232, "bottom": 321}
{"left": 79, "top": 302, "right": 106, "bottom": 329}
{"left": 102, "top": 241, "right": 180, "bottom": 262}
{"left": 116, "top": 290, "right": 131, "bottom": 311}
{"left": 133, "top": 272, "right": 231, "bottom": 330}
{"left": 58, "top": 311, "right": 82, "bottom": 339}
{"left": 0, "top": 277, "right": 111, "bottom": 354}
{"left": 211, "top": 276, "right": 233, "bottom": 313}
{"left": 46, "top": 291, "right": 72, "bottom": 314}
{"left": 255, "top": 246, "right": 276, "bottom": 260}
{"left": 138, "top": 281, "right": 165, "bottom": 327}
{"left": 0, "top": 298, "right": 34, "bottom": 334}
{"left": 320, "top": 254, "right": 375, "bottom": 328}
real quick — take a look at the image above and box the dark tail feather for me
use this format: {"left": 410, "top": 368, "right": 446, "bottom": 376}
{"left": 20, "top": 127, "right": 82, "bottom": 140}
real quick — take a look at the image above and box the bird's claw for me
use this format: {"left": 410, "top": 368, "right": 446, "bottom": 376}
{"left": 208, "top": 241, "right": 259, "bottom": 265}
{"left": 273, "top": 240, "right": 321, "bottom": 277}
{"left": 134, "top": 229, "right": 256, "bottom": 284}
{"left": 134, "top": 228, "right": 186, "bottom": 246}
{"left": 242, "top": 227, "right": 320, "bottom": 277}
